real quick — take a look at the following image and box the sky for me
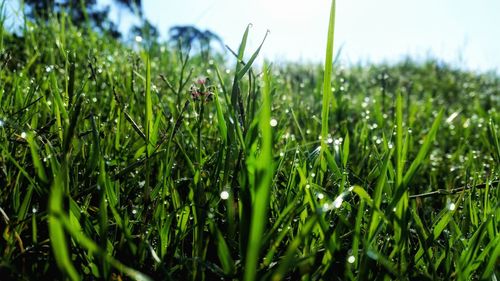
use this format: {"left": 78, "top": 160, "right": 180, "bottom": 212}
{"left": 6, "top": 0, "right": 500, "bottom": 73}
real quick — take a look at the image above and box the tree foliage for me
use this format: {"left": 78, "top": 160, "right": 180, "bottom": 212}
{"left": 169, "top": 25, "right": 224, "bottom": 57}
{"left": 23, "top": 0, "right": 143, "bottom": 38}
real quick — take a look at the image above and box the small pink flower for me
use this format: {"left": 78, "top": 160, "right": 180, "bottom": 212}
{"left": 189, "top": 77, "right": 214, "bottom": 102}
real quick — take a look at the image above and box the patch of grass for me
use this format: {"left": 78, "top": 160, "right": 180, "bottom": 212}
{"left": 0, "top": 2, "right": 499, "bottom": 280}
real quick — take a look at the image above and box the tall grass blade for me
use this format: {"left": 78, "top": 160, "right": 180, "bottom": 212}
{"left": 49, "top": 163, "right": 80, "bottom": 281}
{"left": 320, "top": 0, "right": 337, "bottom": 171}
{"left": 243, "top": 63, "right": 275, "bottom": 281}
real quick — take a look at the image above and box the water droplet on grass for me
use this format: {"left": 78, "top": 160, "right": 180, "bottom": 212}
{"left": 220, "top": 190, "right": 229, "bottom": 200}
{"left": 448, "top": 202, "right": 456, "bottom": 211}
{"left": 333, "top": 196, "right": 343, "bottom": 209}
{"left": 322, "top": 203, "right": 330, "bottom": 212}
{"left": 347, "top": 255, "right": 356, "bottom": 264}
{"left": 270, "top": 119, "right": 278, "bottom": 127}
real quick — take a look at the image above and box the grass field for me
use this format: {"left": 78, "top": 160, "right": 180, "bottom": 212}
{"left": 0, "top": 1, "right": 499, "bottom": 280}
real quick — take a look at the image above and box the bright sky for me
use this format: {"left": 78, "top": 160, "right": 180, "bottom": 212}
{"left": 7, "top": 0, "right": 500, "bottom": 73}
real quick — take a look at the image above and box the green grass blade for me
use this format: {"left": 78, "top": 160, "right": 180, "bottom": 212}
{"left": 480, "top": 235, "right": 500, "bottom": 280}
{"left": 26, "top": 132, "right": 48, "bottom": 183}
{"left": 145, "top": 55, "right": 153, "bottom": 153}
{"left": 214, "top": 90, "right": 228, "bottom": 143}
{"left": 236, "top": 24, "right": 251, "bottom": 70}
{"left": 243, "top": 63, "right": 275, "bottom": 281}
{"left": 320, "top": 0, "right": 337, "bottom": 171}
{"left": 432, "top": 195, "right": 463, "bottom": 240}
{"left": 209, "top": 222, "right": 236, "bottom": 275}
{"left": 403, "top": 109, "right": 444, "bottom": 187}
{"left": 58, "top": 211, "right": 153, "bottom": 281}
{"left": 271, "top": 215, "right": 318, "bottom": 281}
{"left": 236, "top": 31, "right": 269, "bottom": 80}
{"left": 342, "top": 131, "right": 349, "bottom": 168}
{"left": 49, "top": 164, "right": 80, "bottom": 281}
{"left": 368, "top": 152, "right": 391, "bottom": 241}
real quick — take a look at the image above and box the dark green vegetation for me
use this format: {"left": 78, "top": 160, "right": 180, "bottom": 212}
{"left": 0, "top": 2, "right": 499, "bottom": 281}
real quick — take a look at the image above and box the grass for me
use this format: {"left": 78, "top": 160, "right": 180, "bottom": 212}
{"left": 0, "top": 1, "right": 499, "bottom": 280}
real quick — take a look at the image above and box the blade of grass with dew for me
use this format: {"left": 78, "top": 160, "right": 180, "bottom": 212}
{"left": 487, "top": 119, "right": 500, "bottom": 162}
{"left": 394, "top": 92, "right": 408, "bottom": 269}
{"left": 402, "top": 109, "right": 444, "bottom": 187}
{"left": 432, "top": 194, "right": 463, "bottom": 240}
{"left": 229, "top": 24, "right": 251, "bottom": 130}
{"left": 236, "top": 31, "right": 269, "bottom": 81}
{"left": 262, "top": 202, "right": 306, "bottom": 267}
{"left": 144, "top": 56, "right": 153, "bottom": 222}
{"left": 457, "top": 217, "right": 492, "bottom": 278}
{"left": 98, "top": 159, "right": 111, "bottom": 278}
{"left": 324, "top": 148, "right": 342, "bottom": 179}
{"left": 209, "top": 222, "right": 236, "bottom": 275}
{"left": 49, "top": 162, "right": 80, "bottom": 281}
{"left": 342, "top": 131, "right": 349, "bottom": 169}
{"left": 480, "top": 234, "right": 500, "bottom": 280}
{"left": 243, "top": 62, "right": 274, "bottom": 281}
{"left": 214, "top": 63, "right": 244, "bottom": 149}
{"left": 236, "top": 24, "right": 251, "bottom": 68}
{"left": 57, "top": 209, "right": 153, "bottom": 281}
{"left": 320, "top": 0, "right": 337, "bottom": 173}
{"left": 26, "top": 132, "right": 48, "bottom": 183}
{"left": 214, "top": 90, "right": 228, "bottom": 143}
{"left": 145, "top": 55, "right": 153, "bottom": 153}
{"left": 271, "top": 215, "right": 318, "bottom": 281}
{"left": 49, "top": 70, "right": 69, "bottom": 143}
{"left": 388, "top": 108, "right": 444, "bottom": 211}
{"left": 367, "top": 151, "right": 391, "bottom": 241}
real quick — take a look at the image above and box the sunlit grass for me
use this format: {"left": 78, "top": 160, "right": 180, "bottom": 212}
{"left": 0, "top": 1, "right": 499, "bottom": 280}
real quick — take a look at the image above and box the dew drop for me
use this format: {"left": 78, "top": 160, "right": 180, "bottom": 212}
{"left": 322, "top": 203, "right": 330, "bottom": 212}
{"left": 220, "top": 190, "right": 230, "bottom": 200}
{"left": 449, "top": 203, "right": 456, "bottom": 211}
{"left": 347, "top": 255, "right": 356, "bottom": 264}
{"left": 333, "top": 196, "right": 343, "bottom": 209}
{"left": 270, "top": 119, "right": 278, "bottom": 127}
